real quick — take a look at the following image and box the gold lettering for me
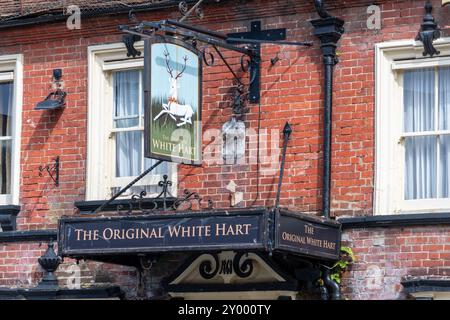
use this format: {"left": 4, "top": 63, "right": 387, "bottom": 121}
{"left": 306, "top": 237, "right": 322, "bottom": 247}
{"left": 83, "top": 230, "right": 93, "bottom": 241}
{"left": 304, "top": 225, "right": 314, "bottom": 235}
{"left": 93, "top": 230, "right": 99, "bottom": 241}
{"left": 126, "top": 229, "right": 135, "bottom": 239}
{"left": 168, "top": 226, "right": 181, "bottom": 237}
{"left": 242, "top": 224, "right": 251, "bottom": 235}
{"left": 103, "top": 228, "right": 113, "bottom": 240}
{"left": 282, "top": 232, "right": 306, "bottom": 244}
{"left": 75, "top": 229, "right": 83, "bottom": 241}
{"left": 181, "top": 226, "right": 191, "bottom": 237}
{"left": 204, "top": 225, "right": 211, "bottom": 236}
{"left": 140, "top": 228, "right": 149, "bottom": 239}
{"left": 215, "top": 223, "right": 226, "bottom": 236}
{"left": 226, "top": 224, "right": 235, "bottom": 236}
{"left": 323, "top": 240, "right": 336, "bottom": 250}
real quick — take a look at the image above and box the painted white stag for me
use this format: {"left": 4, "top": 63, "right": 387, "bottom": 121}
{"left": 153, "top": 51, "right": 194, "bottom": 127}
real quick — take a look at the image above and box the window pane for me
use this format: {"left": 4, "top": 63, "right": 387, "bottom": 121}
{"left": 405, "top": 136, "right": 437, "bottom": 200}
{"left": 404, "top": 68, "right": 435, "bottom": 132}
{"left": 144, "top": 157, "right": 168, "bottom": 175}
{"left": 113, "top": 70, "right": 140, "bottom": 128}
{"left": 440, "top": 135, "right": 450, "bottom": 198}
{"left": 439, "top": 67, "right": 450, "bottom": 130}
{"left": 0, "top": 82, "right": 13, "bottom": 137}
{"left": 116, "top": 131, "right": 141, "bottom": 177}
{"left": 0, "top": 140, "right": 11, "bottom": 194}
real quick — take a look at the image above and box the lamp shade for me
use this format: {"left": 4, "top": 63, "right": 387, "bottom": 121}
{"left": 35, "top": 90, "right": 66, "bottom": 110}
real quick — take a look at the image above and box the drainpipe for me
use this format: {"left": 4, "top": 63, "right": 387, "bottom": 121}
{"left": 310, "top": 1, "right": 344, "bottom": 219}
{"left": 323, "top": 268, "right": 341, "bottom": 300}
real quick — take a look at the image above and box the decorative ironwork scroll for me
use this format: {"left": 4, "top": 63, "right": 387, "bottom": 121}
{"left": 233, "top": 252, "right": 253, "bottom": 278}
{"left": 115, "top": 174, "right": 213, "bottom": 215}
{"left": 199, "top": 253, "right": 220, "bottom": 279}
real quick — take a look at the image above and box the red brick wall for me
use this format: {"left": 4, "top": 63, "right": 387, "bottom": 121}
{"left": 341, "top": 226, "right": 450, "bottom": 300}
{"left": 0, "top": 0, "right": 448, "bottom": 298}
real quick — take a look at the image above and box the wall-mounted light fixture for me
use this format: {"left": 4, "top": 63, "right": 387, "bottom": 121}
{"left": 35, "top": 69, "right": 67, "bottom": 110}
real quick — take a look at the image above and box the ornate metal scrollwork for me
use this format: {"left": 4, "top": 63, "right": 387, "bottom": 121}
{"left": 202, "top": 49, "right": 215, "bottom": 66}
{"left": 128, "top": 9, "right": 139, "bottom": 24}
{"left": 178, "top": 0, "right": 221, "bottom": 21}
{"left": 232, "top": 252, "right": 254, "bottom": 278}
{"left": 116, "top": 174, "right": 213, "bottom": 214}
{"left": 416, "top": 1, "right": 441, "bottom": 57}
{"left": 173, "top": 189, "right": 214, "bottom": 211}
{"left": 179, "top": 1, "right": 189, "bottom": 16}
{"left": 199, "top": 253, "right": 220, "bottom": 279}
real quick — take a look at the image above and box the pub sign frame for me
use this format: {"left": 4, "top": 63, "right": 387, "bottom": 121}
{"left": 144, "top": 36, "right": 202, "bottom": 166}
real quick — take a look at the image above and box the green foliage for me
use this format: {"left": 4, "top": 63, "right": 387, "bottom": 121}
{"left": 330, "top": 246, "right": 355, "bottom": 284}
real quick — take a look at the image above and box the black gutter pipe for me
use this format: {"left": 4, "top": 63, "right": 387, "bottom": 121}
{"left": 310, "top": 1, "right": 344, "bottom": 219}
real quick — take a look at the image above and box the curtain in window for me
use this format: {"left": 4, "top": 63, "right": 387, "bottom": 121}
{"left": 404, "top": 68, "right": 436, "bottom": 199}
{"left": 405, "top": 136, "right": 436, "bottom": 199}
{"left": 113, "top": 70, "right": 168, "bottom": 178}
{"left": 439, "top": 67, "right": 450, "bottom": 198}
{"left": 114, "top": 71, "right": 141, "bottom": 177}
{"left": 0, "top": 82, "right": 12, "bottom": 195}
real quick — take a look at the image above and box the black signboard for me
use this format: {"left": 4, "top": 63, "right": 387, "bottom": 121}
{"left": 58, "top": 209, "right": 267, "bottom": 257}
{"left": 58, "top": 208, "right": 342, "bottom": 262}
{"left": 274, "top": 210, "right": 341, "bottom": 261}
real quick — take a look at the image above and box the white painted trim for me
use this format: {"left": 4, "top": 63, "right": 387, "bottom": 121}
{"left": 374, "top": 39, "right": 450, "bottom": 215}
{"left": 0, "top": 72, "right": 13, "bottom": 82}
{"left": 392, "top": 56, "right": 450, "bottom": 70}
{"left": 87, "top": 42, "right": 176, "bottom": 201}
{"left": 102, "top": 58, "right": 143, "bottom": 71}
{"left": 0, "top": 54, "right": 23, "bottom": 205}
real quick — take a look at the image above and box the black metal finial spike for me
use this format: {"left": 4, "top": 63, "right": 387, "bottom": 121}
{"left": 276, "top": 122, "right": 293, "bottom": 209}
{"left": 283, "top": 122, "right": 293, "bottom": 138}
{"left": 416, "top": 0, "right": 441, "bottom": 57}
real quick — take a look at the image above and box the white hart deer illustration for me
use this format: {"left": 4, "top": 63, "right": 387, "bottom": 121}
{"left": 153, "top": 50, "right": 194, "bottom": 127}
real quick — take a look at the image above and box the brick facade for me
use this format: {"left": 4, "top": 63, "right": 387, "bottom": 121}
{"left": 0, "top": 0, "right": 449, "bottom": 299}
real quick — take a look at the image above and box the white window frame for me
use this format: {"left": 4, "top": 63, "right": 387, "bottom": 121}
{"left": 375, "top": 38, "right": 450, "bottom": 215}
{"left": 87, "top": 42, "right": 177, "bottom": 201}
{"left": 0, "top": 54, "right": 22, "bottom": 206}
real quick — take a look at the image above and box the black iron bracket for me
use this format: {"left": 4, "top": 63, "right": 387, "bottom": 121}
{"left": 39, "top": 156, "right": 60, "bottom": 187}
{"left": 416, "top": 1, "right": 441, "bottom": 57}
{"left": 227, "top": 21, "right": 287, "bottom": 104}
{"left": 120, "top": 18, "right": 312, "bottom": 105}
{"left": 123, "top": 34, "right": 142, "bottom": 58}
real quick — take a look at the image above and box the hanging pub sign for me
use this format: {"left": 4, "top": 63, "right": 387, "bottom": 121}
{"left": 144, "top": 37, "right": 202, "bottom": 166}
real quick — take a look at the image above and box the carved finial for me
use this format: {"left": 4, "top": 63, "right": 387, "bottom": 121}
{"left": 416, "top": 1, "right": 441, "bottom": 57}
{"left": 37, "top": 242, "right": 62, "bottom": 289}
